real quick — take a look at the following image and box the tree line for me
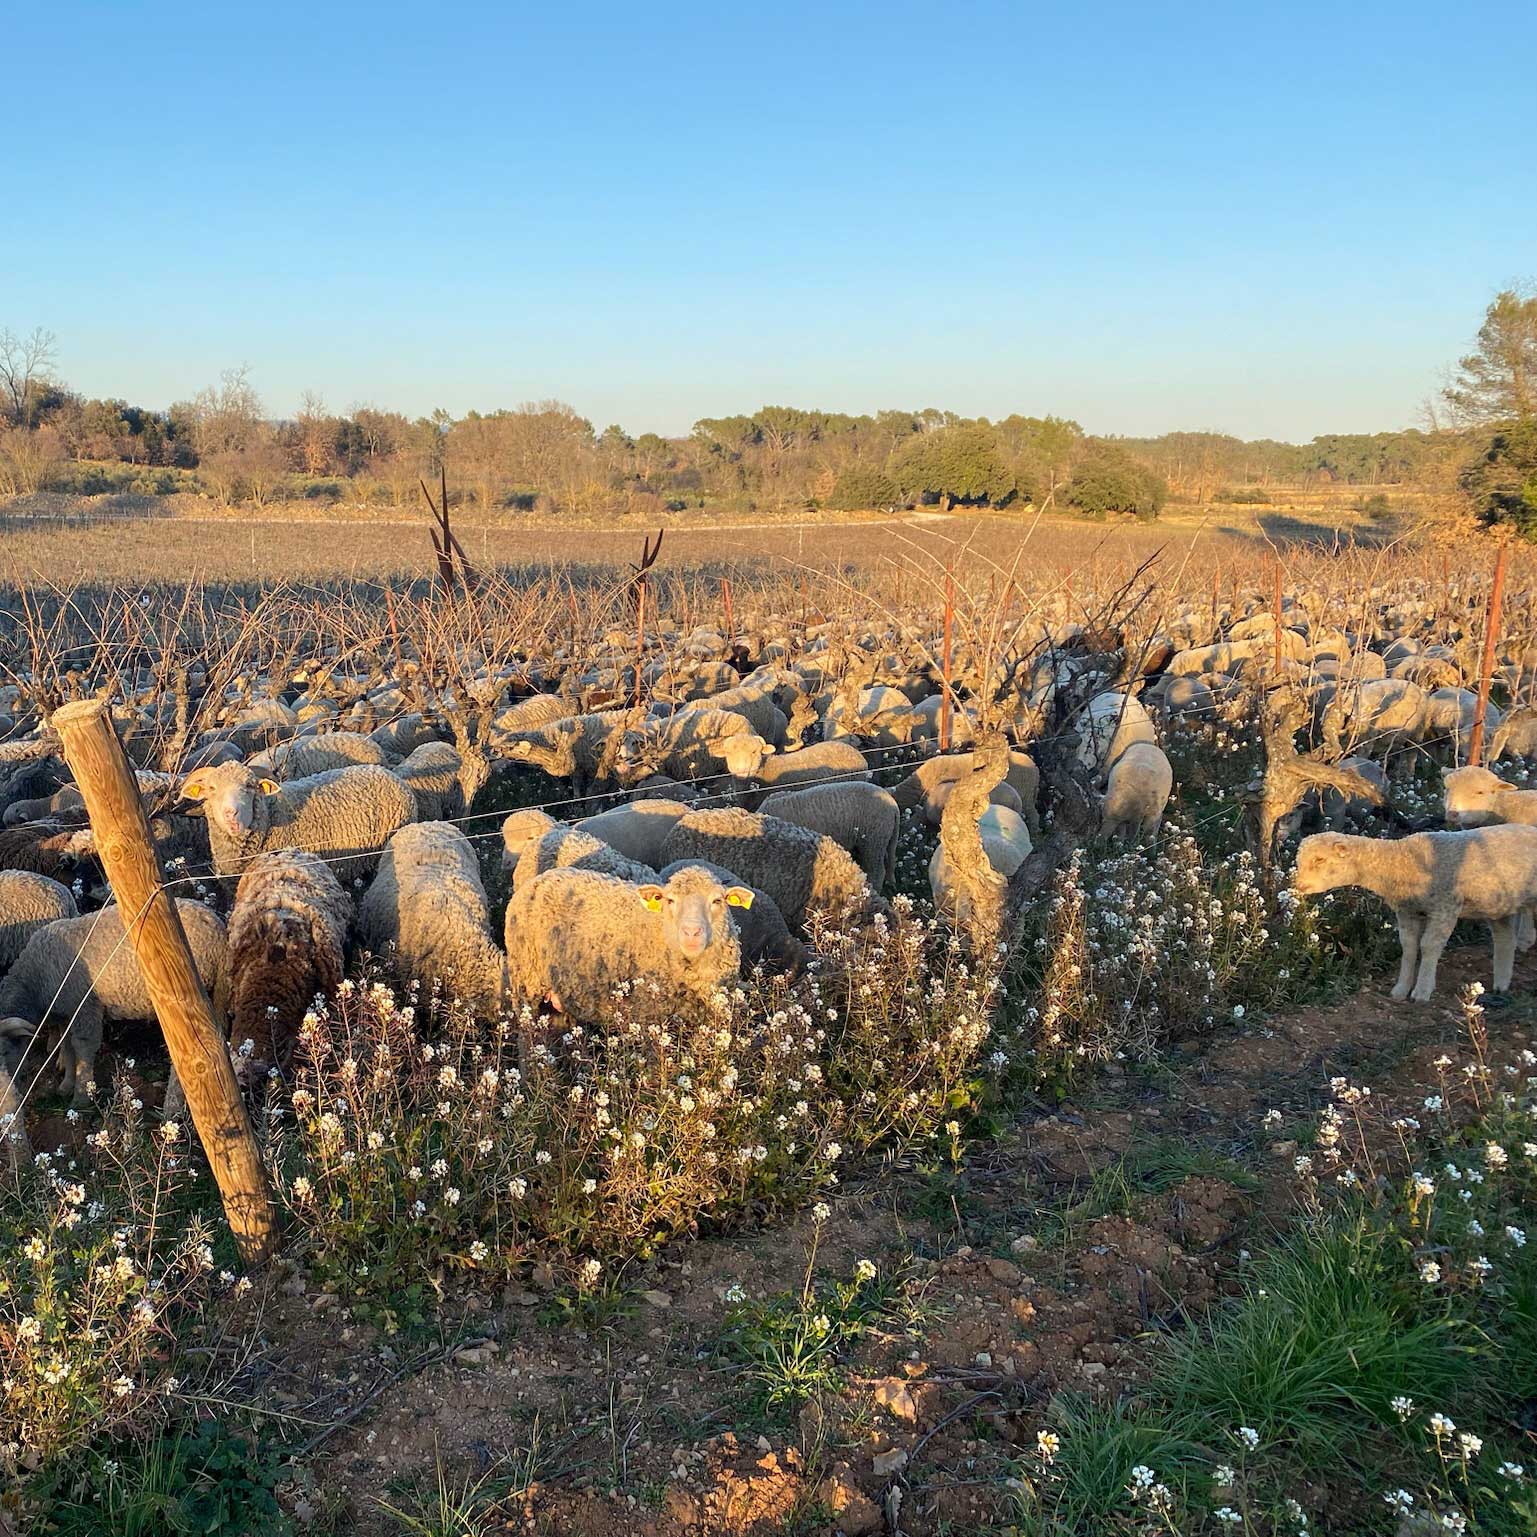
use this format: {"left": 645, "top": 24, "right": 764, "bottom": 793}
{"left": 1, "top": 286, "right": 1532, "bottom": 528}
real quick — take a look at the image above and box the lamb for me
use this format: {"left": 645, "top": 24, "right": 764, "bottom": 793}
{"left": 0, "top": 870, "right": 78, "bottom": 973}
{"left": 501, "top": 809, "right": 657, "bottom": 890}
{"left": 573, "top": 799, "right": 691, "bottom": 867}
{"left": 660, "top": 806, "right": 879, "bottom": 931}
{"left": 0, "top": 900, "right": 229, "bottom": 1100}
{"left": 1443, "top": 766, "right": 1537, "bottom": 829}
{"left": 657, "top": 859, "right": 806, "bottom": 974}
{"left": 759, "top": 781, "right": 901, "bottom": 889}
{"left": 503, "top": 864, "right": 752, "bottom": 1026}
{"left": 1293, "top": 826, "right": 1537, "bottom": 1001}
{"left": 360, "top": 823, "right": 506, "bottom": 1018}
{"left": 1100, "top": 742, "right": 1174, "bottom": 841}
{"left": 225, "top": 851, "right": 352, "bottom": 1080}
{"left": 393, "top": 740, "right": 468, "bottom": 820}
{"left": 180, "top": 760, "right": 417, "bottom": 878}
{"left": 247, "top": 731, "right": 391, "bottom": 779}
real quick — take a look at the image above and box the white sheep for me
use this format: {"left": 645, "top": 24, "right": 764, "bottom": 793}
{"left": 717, "top": 738, "right": 869, "bottom": 797}
{"left": 657, "top": 859, "right": 805, "bottom": 974}
{"left": 1100, "top": 742, "right": 1174, "bottom": 841}
{"left": 618, "top": 707, "right": 766, "bottom": 784}
{"left": 181, "top": 760, "right": 417, "bottom": 878}
{"left": 1294, "top": 826, "right": 1537, "bottom": 1001}
{"left": 759, "top": 781, "right": 901, "bottom": 889}
{"left": 501, "top": 809, "right": 657, "bottom": 890}
{"left": 1443, "top": 766, "right": 1537, "bottom": 829}
{"left": 928, "top": 804, "right": 1032, "bottom": 927}
{"left": 0, "top": 869, "right": 78, "bottom": 973}
{"left": 361, "top": 822, "right": 506, "bottom": 1018}
{"left": 394, "top": 740, "right": 468, "bottom": 820}
{"left": 1075, "top": 691, "right": 1157, "bottom": 777}
{"left": 503, "top": 864, "right": 752, "bottom": 1026}
{"left": 573, "top": 799, "right": 692, "bottom": 867}
{"left": 247, "top": 731, "right": 390, "bottom": 779}
{"left": 0, "top": 900, "right": 229, "bottom": 1100}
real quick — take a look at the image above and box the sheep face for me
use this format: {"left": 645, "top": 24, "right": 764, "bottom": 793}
{"left": 182, "top": 763, "right": 280, "bottom": 843}
{"left": 501, "top": 810, "right": 556, "bottom": 870}
{"left": 1292, "top": 833, "right": 1356, "bottom": 895}
{"left": 719, "top": 735, "right": 771, "bottom": 778}
{"left": 638, "top": 868, "right": 753, "bottom": 964}
{"left": 1442, "top": 766, "right": 1510, "bottom": 828}
{"left": 0, "top": 1017, "right": 34, "bottom": 1080}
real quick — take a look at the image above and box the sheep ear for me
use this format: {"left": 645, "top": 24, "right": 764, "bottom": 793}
{"left": 257, "top": 779, "right": 282, "bottom": 795}
{"left": 637, "top": 884, "right": 664, "bottom": 911}
{"left": 725, "top": 887, "right": 754, "bottom": 909}
{"left": 181, "top": 779, "right": 205, "bottom": 800}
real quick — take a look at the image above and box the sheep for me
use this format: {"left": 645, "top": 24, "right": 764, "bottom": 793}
{"left": 1490, "top": 706, "right": 1537, "bottom": 763}
{"left": 180, "top": 761, "right": 417, "bottom": 878}
{"left": 502, "top": 712, "right": 634, "bottom": 797}
{"left": 1321, "top": 679, "right": 1429, "bottom": 760}
{"left": 503, "top": 864, "right": 752, "bottom": 1026}
{"left": 1443, "top": 766, "right": 1537, "bottom": 829}
{"left": 1100, "top": 742, "right": 1174, "bottom": 841}
{"left": 1422, "top": 687, "right": 1499, "bottom": 760}
{"left": 717, "top": 738, "right": 870, "bottom": 798}
{"left": 501, "top": 809, "right": 657, "bottom": 890}
{"left": 247, "top": 731, "right": 391, "bottom": 780}
{"left": 573, "top": 799, "right": 692, "bottom": 867}
{"left": 890, "top": 749, "right": 1041, "bottom": 835}
{"left": 928, "top": 737, "right": 1025, "bottom": 947}
{"left": 928, "top": 804, "right": 1032, "bottom": 930}
{"left": 660, "top": 806, "right": 879, "bottom": 932}
{"left": 225, "top": 851, "right": 352, "bottom": 1080}
{"left": 393, "top": 740, "right": 467, "bottom": 820}
{"left": 360, "top": 823, "right": 505, "bottom": 1018}
{"left": 369, "top": 712, "right": 438, "bottom": 760}
{"left": 616, "top": 707, "right": 765, "bottom": 784}
{"left": 1293, "top": 826, "right": 1537, "bottom": 1001}
{"left": 759, "top": 781, "right": 901, "bottom": 889}
{"left": 0, "top": 900, "right": 229, "bottom": 1100}
{"left": 1074, "top": 692, "right": 1157, "bottom": 778}
{"left": 0, "top": 822, "right": 88, "bottom": 879}
{"left": 657, "top": 859, "right": 806, "bottom": 974}
{"left": 0, "top": 870, "right": 78, "bottom": 974}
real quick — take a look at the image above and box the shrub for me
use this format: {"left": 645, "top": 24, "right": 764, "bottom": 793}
{"left": 1215, "top": 486, "right": 1272, "bottom": 505}
{"left": 1065, "top": 446, "right": 1167, "bottom": 521}
{"left": 827, "top": 467, "right": 899, "bottom": 511}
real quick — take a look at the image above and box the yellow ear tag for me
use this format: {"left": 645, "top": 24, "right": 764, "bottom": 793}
{"left": 182, "top": 781, "right": 202, "bottom": 799}
{"left": 727, "top": 890, "right": 754, "bottom": 910}
{"left": 641, "top": 895, "right": 663, "bottom": 911}
{"left": 258, "top": 779, "right": 282, "bottom": 795}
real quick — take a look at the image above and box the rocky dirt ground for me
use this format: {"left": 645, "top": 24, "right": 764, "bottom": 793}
{"left": 147, "top": 943, "right": 1532, "bottom": 1537}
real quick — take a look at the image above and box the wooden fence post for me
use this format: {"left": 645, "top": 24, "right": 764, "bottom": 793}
{"left": 52, "top": 700, "right": 278, "bottom": 1265}
{"left": 1469, "top": 542, "right": 1509, "bottom": 767}
{"left": 722, "top": 578, "right": 735, "bottom": 651}
{"left": 1272, "top": 555, "right": 1283, "bottom": 675}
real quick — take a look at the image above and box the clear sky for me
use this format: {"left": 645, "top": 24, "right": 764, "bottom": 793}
{"left": 10, "top": 0, "right": 1534, "bottom": 442}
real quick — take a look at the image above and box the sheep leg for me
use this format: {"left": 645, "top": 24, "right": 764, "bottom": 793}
{"left": 1391, "top": 912, "right": 1425, "bottom": 1001}
{"left": 65, "top": 1000, "right": 104, "bottom": 1103}
{"left": 1410, "top": 909, "right": 1458, "bottom": 1003}
{"left": 1490, "top": 915, "right": 1518, "bottom": 993}
{"left": 1518, "top": 908, "right": 1536, "bottom": 953}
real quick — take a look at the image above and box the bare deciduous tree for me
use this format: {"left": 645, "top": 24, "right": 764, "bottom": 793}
{"left": 0, "top": 327, "right": 58, "bottom": 428}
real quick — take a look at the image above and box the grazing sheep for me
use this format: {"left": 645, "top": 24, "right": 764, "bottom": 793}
{"left": 1075, "top": 691, "right": 1157, "bottom": 777}
{"left": 369, "top": 712, "right": 437, "bottom": 760}
{"left": 1100, "top": 742, "right": 1174, "bottom": 841}
{"left": 502, "top": 712, "right": 634, "bottom": 797}
{"left": 660, "top": 806, "right": 878, "bottom": 931}
{"left": 889, "top": 749, "right": 1041, "bottom": 835}
{"left": 180, "top": 761, "right": 417, "bottom": 878}
{"left": 1293, "top": 826, "right": 1537, "bottom": 1001}
{"left": 361, "top": 823, "right": 505, "bottom": 1017}
{"left": 501, "top": 809, "right": 657, "bottom": 890}
{"left": 1321, "top": 679, "right": 1429, "bottom": 760}
{"left": 393, "top": 740, "right": 468, "bottom": 820}
{"left": 503, "top": 864, "right": 752, "bottom": 1025}
{"left": 759, "top": 781, "right": 901, "bottom": 889}
{"left": 248, "top": 731, "right": 390, "bottom": 779}
{"left": 658, "top": 859, "right": 806, "bottom": 974}
{"left": 718, "top": 738, "right": 869, "bottom": 798}
{"left": 574, "top": 799, "right": 692, "bottom": 867}
{"left": 1490, "top": 706, "right": 1537, "bottom": 763}
{"left": 1443, "top": 766, "right": 1537, "bottom": 829}
{"left": 226, "top": 851, "right": 352, "bottom": 1079}
{"left": 0, "top": 870, "right": 78, "bottom": 973}
{"left": 0, "top": 900, "right": 229, "bottom": 1100}
{"left": 617, "top": 707, "right": 765, "bottom": 783}
{"left": 700, "top": 681, "right": 792, "bottom": 746}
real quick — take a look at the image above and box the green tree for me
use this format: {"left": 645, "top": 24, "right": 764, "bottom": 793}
{"left": 1444, "top": 288, "right": 1537, "bottom": 423}
{"left": 1064, "top": 443, "right": 1167, "bottom": 520}
{"left": 891, "top": 424, "right": 1015, "bottom": 509}
{"left": 994, "top": 414, "right": 1083, "bottom": 506}
{"left": 1460, "top": 418, "right": 1537, "bottom": 539}
{"left": 827, "top": 466, "right": 899, "bottom": 510}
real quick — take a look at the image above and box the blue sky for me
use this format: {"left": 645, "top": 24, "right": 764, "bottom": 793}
{"left": 10, "top": 0, "right": 1534, "bottom": 441}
